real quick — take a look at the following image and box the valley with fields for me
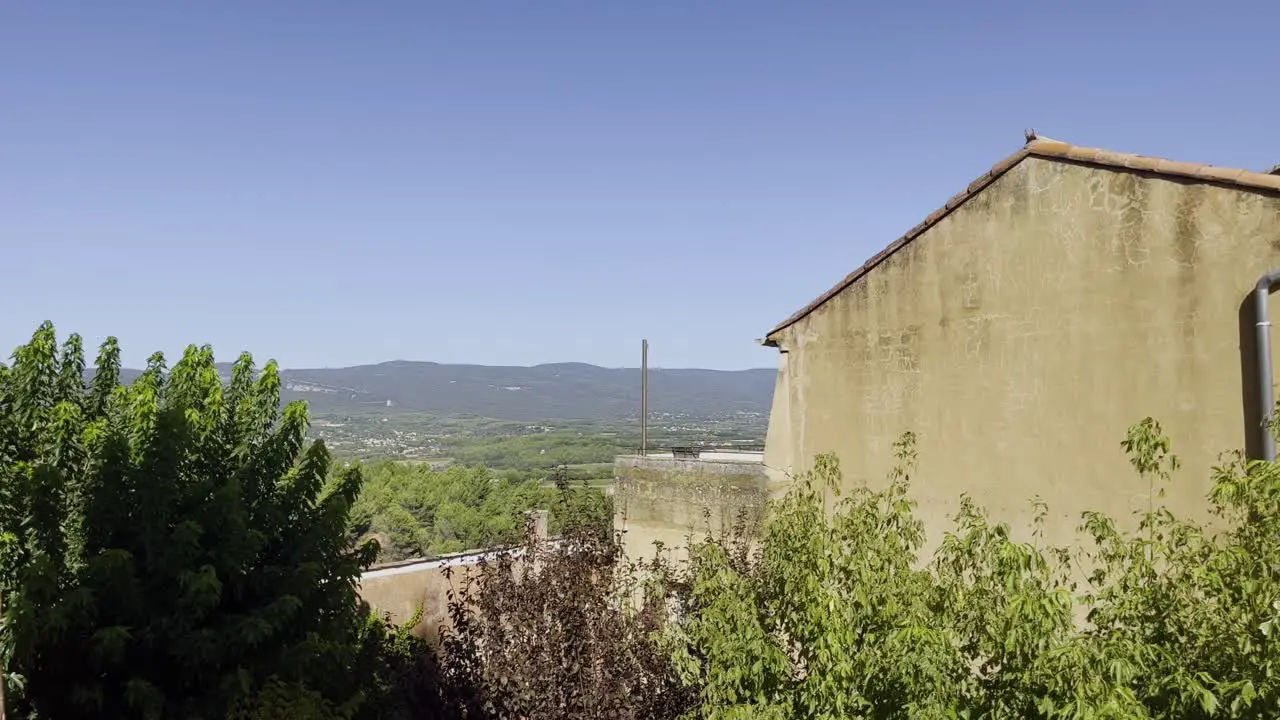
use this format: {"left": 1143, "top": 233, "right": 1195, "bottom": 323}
{"left": 287, "top": 359, "right": 770, "bottom": 467}
{"left": 292, "top": 361, "right": 771, "bottom": 564}
{"left": 249, "top": 359, "right": 768, "bottom": 567}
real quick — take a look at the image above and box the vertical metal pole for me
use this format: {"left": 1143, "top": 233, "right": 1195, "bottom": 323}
{"left": 641, "top": 339, "right": 648, "bottom": 457}
{"left": 1, "top": 590, "right": 6, "bottom": 720}
{"left": 1256, "top": 270, "right": 1280, "bottom": 461}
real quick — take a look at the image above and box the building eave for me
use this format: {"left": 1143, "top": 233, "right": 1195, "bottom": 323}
{"left": 764, "top": 136, "right": 1280, "bottom": 339}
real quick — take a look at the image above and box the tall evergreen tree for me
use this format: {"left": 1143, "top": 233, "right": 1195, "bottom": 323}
{"left": 0, "top": 322, "right": 379, "bottom": 718}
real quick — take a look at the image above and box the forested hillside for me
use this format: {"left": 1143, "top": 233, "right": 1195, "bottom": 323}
{"left": 276, "top": 361, "right": 774, "bottom": 420}
{"left": 105, "top": 361, "right": 774, "bottom": 422}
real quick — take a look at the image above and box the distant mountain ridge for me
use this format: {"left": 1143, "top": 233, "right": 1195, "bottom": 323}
{"left": 116, "top": 361, "right": 776, "bottom": 422}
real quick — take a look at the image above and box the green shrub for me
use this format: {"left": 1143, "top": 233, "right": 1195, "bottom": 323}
{"left": 666, "top": 420, "right": 1280, "bottom": 719}
{"left": 438, "top": 515, "right": 695, "bottom": 720}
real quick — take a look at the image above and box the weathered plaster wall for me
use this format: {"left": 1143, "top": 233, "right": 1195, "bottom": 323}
{"left": 358, "top": 563, "right": 461, "bottom": 644}
{"left": 613, "top": 455, "right": 769, "bottom": 562}
{"left": 358, "top": 513, "right": 547, "bottom": 643}
{"left": 766, "top": 157, "right": 1280, "bottom": 549}
{"left": 763, "top": 353, "right": 794, "bottom": 479}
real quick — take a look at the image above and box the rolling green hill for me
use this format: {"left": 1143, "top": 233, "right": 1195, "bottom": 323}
{"left": 114, "top": 361, "right": 775, "bottom": 422}
{"left": 274, "top": 361, "right": 774, "bottom": 421}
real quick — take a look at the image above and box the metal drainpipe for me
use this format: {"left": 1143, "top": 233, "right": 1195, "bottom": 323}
{"left": 1256, "top": 269, "right": 1280, "bottom": 461}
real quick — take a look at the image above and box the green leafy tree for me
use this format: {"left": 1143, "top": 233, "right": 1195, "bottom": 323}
{"left": 0, "top": 323, "right": 381, "bottom": 718}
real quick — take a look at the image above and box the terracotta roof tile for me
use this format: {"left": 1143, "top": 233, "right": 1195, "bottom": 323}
{"left": 764, "top": 138, "right": 1280, "bottom": 342}
{"left": 1151, "top": 159, "right": 1205, "bottom": 177}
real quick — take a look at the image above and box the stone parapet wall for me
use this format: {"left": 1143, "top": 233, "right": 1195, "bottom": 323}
{"left": 357, "top": 511, "right": 547, "bottom": 643}
{"left": 613, "top": 455, "right": 770, "bottom": 562}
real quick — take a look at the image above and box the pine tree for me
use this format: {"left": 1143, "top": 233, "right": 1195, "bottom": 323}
{"left": 0, "top": 322, "right": 380, "bottom": 718}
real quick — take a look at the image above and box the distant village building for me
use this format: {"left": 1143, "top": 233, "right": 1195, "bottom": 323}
{"left": 761, "top": 135, "right": 1280, "bottom": 548}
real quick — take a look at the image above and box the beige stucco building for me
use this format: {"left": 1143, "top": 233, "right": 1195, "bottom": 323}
{"left": 762, "top": 136, "right": 1280, "bottom": 548}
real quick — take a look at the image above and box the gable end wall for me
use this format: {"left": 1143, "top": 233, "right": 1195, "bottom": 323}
{"left": 765, "top": 156, "right": 1280, "bottom": 546}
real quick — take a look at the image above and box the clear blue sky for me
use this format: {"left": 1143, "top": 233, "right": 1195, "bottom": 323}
{"left": 4, "top": 1, "right": 1277, "bottom": 370}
